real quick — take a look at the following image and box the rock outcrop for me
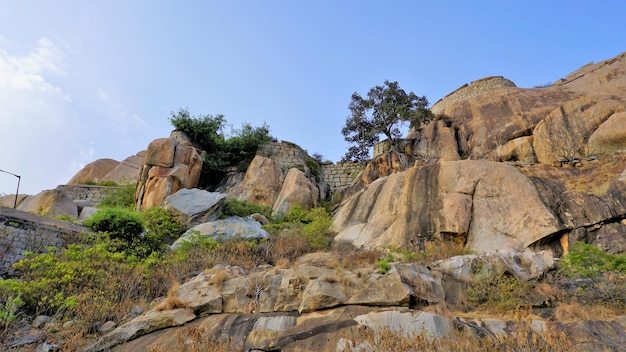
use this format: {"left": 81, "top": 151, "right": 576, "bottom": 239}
{"left": 272, "top": 168, "right": 320, "bottom": 216}
{"left": 135, "top": 136, "right": 203, "bottom": 210}
{"left": 161, "top": 188, "right": 226, "bottom": 228}
{"left": 415, "top": 52, "right": 626, "bottom": 165}
{"left": 171, "top": 216, "right": 270, "bottom": 248}
{"left": 334, "top": 160, "right": 564, "bottom": 253}
{"left": 82, "top": 256, "right": 624, "bottom": 352}
{"left": 228, "top": 156, "right": 284, "bottom": 208}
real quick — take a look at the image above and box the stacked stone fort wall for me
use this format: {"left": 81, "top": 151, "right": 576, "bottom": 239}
{"left": 257, "top": 140, "right": 309, "bottom": 171}
{"left": 320, "top": 162, "right": 366, "bottom": 192}
{"left": 0, "top": 207, "right": 89, "bottom": 276}
{"left": 55, "top": 184, "right": 116, "bottom": 206}
{"left": 431, "top": 76, "right": 517, "bottom": 115}
{"left": 258, "top": 141, "right": 366, "bottom": 193}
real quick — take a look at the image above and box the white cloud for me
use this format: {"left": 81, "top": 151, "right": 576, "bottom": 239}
{"left": 0, "top": 37, "right": 66, "bottom": 92}
{"left": 0, "top": 37, "right": 77, "bottom": 195}
{"left": 96, "top": 88, "right": 110, "bottom": 101}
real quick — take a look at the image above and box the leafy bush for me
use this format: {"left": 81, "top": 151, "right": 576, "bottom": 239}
{"left": 274, "top": 205, "right": 334, "bottom": 251}
{"left": 83, "top": 208, "right": 144, "bottom": 243}
{"left": 0, "top": 294, "right": 23, "bottom": 336}
{"left": 99, "top": 183, "right": 136, "bottom": 209}
{"left": 2, "top": 240, "right": 151, "bottom": 323}
{"left": 169, "top": 108, "right": 272, "bottom": 186}
{"left": 306, "top": 156, "right": 321, "bottom": 180}
{"left": 376, "top": 257, "right": 392, "bottom": 274}
{"left": 221, "top": 198, "right": 273, "bottom": 219}
{"left": 466, "top": 275, "right": 535, "bottom": 313}
{"left": 559, "top": 241, "right": 626, "bottom": 278}
{"left": 139, "top": 207, "right": 185, "bottom": 255}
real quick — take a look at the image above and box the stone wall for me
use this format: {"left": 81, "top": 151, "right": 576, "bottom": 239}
{"left": 373, "top": 139, "right": 415, "bottom": 158}
{"left": 55, "top": 184, "right": 116, "bottom": 206}
{"left": 0, "top": 206, "right": 90, "bottom": 276}
{"left": 257, "top": 140, "right": 309, "bottom": 171}
{"left": 320, "top": 162, "right": 366, "bottom": 192}
{"left": 431, "top": 76, "right": 517, "bottom": 115}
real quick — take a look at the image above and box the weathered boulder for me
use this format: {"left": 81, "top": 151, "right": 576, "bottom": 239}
{"left": 333, "top": 160, "right": 563, "bottom": 253}
{"left": 272, "top": 168, "right": 320, "bottom": 216}
{"left": 587, "top": 111, "right": 626, "bottom": 156}
{"left": 353, "top": 309, "right": 451, "bottom": 338}
{"left": 15, "top": 189, "right": 78, "bottom": 218}
{"left": 420, "top": 52, "right": 626, "bottom": 164}
{"left": 67, "top": 158, "right": 119, "bottom": 185}
{"left": 101, "top": 151, "right": 146, "bottom": 184}
{"left": 135, "top": 136, "right": 203, "bottom": 210}
{"left": 82, "top": 308, "right": 196, "bottom": 352}
{"left": 171, "top": 216, "right": 270, "bottom": 248}
{"left": 229, "top": 156, "right": 284, "bottom": 207}
{"left": 431, "top": 251, "right": 555, "bottom": 282}
{"left": 161, "top": 188, "right": 226, "bottom": 228}
{"left": 521, "top": 154, "right": 626, "bottom": 254}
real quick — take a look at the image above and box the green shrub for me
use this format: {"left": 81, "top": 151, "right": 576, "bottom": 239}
{"left": 99, "top": 183, "right": 136, "bottom": 209}
{"left": 376, "top": 257, "right": 392, "bottom": 274}
{"left": 83, "top": 208, "right": 144, "bottom": 243}
{"left": 559, "top": 242, "right": 626, "bottom": 278}
{"left": 0, "top": 294, "right": 23, "bottom": 335}
{"left": 466, "top": 275, "right": 534, "bottom": 313}
{"left": 272, "top": 205, "right": 334, "bottom": 251}
{"left": 306, "top": 156, "right": 321, "bottom": 180}
{"left": 221, "top": 198, "right": 273, "bottom": 219}
{"left": 169, "top": 108, "right": 272, "bottom": 186}
{"left": 5, "top": 240, "right": 149, "bottom": 323}
{"left": 138, "top": 207, "right": 185, "bottom": 255}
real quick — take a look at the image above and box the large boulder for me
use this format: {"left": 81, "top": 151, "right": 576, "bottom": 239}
{"left": 419, "top": 52, "right": 626, "bottom": 164}
{"left": 171, "top": 216, "right": 270, "bottom": 248}
{"left": 135, "top": 136, "right": 203, "bottom": 210}
{"left": 100, "top": 151, "right": 146, "bottom": 184}
{"left": 272, "top": 168, "right": 320, "bottom": 216}
{"left": 67, "top": 159, "right": 119, "bottom": 185}
{"left": 229, "top": 156, "right": 284, "bottom": 207}
{"left": 161, "top": 188, "right": 226, "bottom": 228}
{"left": 14, "top": 189, "right": 78, "bottom": 218}
{"left": 587, "top": 111, "right": 626, "bottom": 156}
{"left": 333, "top": 160, "right": 563, "bottom": 253}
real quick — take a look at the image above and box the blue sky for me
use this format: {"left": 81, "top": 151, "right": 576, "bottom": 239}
{"left": 1, "top": 1, "right": 624, "bottom": 195}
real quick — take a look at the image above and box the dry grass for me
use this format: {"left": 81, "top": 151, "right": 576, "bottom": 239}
{"left": 147, "top": 326, "right": 238, "bottom": 352}
{"left": 554, "top": 302, "right": 619, "bottom": 322}
{"left": 154, "top": 283, "right": 188, "bottom": 312}
{"left": 344, "top": 319, "right": 571, "bottom": 352}
{"left": 206, "top": 270, "right": 231, "bottom": 289}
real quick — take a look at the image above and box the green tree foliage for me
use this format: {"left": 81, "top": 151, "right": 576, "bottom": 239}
{"left": 83, "top": 208, "right": 144, "bottom": 243}
{"left": 341, "top": 80, "right": 433, "bottom": 161}
{"left": 220, "top": 197, "right": 273, "bottom": 220}
{"left": 169, "top": 108, "right": 272, "bottom": 186}
{"left": 559, "top": 242, "right": 626, "bottom": 278}
{"left": 99, "top": 183, "right": 136, "bottom": 209}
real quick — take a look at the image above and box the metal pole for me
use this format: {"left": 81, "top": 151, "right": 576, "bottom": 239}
{"left": 14, "top": 176, "right": 21, "bottom": 209}
{"left": 0, "top": 168, "right": 21, "bottom": 209}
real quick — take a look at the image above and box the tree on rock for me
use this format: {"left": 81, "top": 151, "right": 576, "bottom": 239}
{"left": 169, "top": 108, "right": 272, "bottom": 187}
{"left": 341, "top": 80, "right": 433, "bottom": 161}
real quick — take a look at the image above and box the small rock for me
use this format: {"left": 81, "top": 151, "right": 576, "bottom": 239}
{"left": 100, "top": 321, "right": 117, "bottom": 332}
{"left": 33, "top": 315, "right": 52, "bottom": 329}
{"left": 36, "top": 342, "right": 60, "bottom": 352}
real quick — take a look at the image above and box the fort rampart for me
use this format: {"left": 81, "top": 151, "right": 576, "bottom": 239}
{"left": 430, "top": 76, "right": 517, "bottom": 115}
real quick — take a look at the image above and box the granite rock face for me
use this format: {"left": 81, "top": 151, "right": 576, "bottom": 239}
{"left": 135, "top": 136, "right": 203, "bottom": 210}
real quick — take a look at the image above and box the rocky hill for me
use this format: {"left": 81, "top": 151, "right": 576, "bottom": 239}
{"left": 2, "top": 52, "right": 626, "bottom": 351}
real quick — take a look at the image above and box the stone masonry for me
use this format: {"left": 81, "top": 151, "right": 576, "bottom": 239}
{"left": 256, "top": 140, "right": 309, "bottom": 172}
{"left": 430, "top": 76, "right": 517, "bottom": 115}
{"left": 55, "top": 184, "right": 115, "bottom": 207}
{"left": 320, "top": 162, "right": 365, "bottom": 192}
{"left": 257, "top": 141, "right": 366, "bottom": 193}
{"left": 0, "top": 206, "right": 90, "bottom": 277}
